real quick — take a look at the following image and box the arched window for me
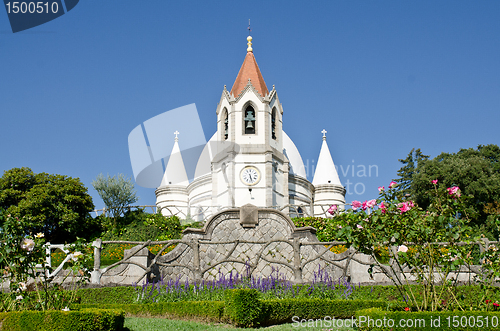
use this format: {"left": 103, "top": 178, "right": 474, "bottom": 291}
{"left": 271, "top": 108, "right": 277, "bottom": 140}
{"left": 223, "top": 109, "right": 228, "bottom": 140}
{"left": 244, "top": 106, "right": 256, "bottom": 134}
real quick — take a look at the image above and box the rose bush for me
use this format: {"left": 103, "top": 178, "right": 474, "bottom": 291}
{"left": 329, "top": 180, "right": 476, "bottom": 311}
{"left": 0, "top": 214, "right": 91, "bottom": 311}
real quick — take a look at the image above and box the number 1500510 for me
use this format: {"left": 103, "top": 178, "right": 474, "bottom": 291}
{"left": 5, "top": 2, "right": 60, "bottom": 14}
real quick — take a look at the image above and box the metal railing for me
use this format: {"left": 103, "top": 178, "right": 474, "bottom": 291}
{"left": 91, "top": 204, "right": 345, "bottom": 223}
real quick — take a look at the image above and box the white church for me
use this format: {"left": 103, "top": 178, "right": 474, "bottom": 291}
{"left": 155, "top": 35, "right": 345, "bottom": 222}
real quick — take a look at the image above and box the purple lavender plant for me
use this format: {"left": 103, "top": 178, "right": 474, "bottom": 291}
{"left": 133, "top": 263, "right": 360, "bottom": 302}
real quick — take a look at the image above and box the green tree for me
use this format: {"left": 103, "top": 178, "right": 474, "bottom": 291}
{"left": 393, "top": 148, "right": 429, "bottom": 198}
{"left": 395, "top": 144, "right": 500, "bottom": 235}
{"left": 0, "top": 167, "right": 96, "bottom": 243}
{"left": 92, "top": 173, "right": 139, "bottom": 220}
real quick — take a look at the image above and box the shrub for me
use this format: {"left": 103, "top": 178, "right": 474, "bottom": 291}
{"left": 0, "top": 308, "right": 124, "bottom": 331}
{"left": 224, "top": 289, "right": 262, "bottom": 327}
{"left": 77, "top": 286, "right": 137, "bottom": 305}
{"left": 100, "top": 210, "right": 185, "bottom": 242}
{"left": 292, "top": 217, "right": 342, "bottom": 242}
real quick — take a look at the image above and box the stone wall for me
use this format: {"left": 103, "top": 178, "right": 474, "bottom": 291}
{"left": 91, "top": 205, "right": 486, "bottom": 286}
{"left": 155, "top": 204, "right": 348, "bottom": 283}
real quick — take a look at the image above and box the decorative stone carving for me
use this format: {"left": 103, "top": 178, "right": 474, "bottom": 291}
{"left": 240, "top": 203, "right": 259, "bottom": 228}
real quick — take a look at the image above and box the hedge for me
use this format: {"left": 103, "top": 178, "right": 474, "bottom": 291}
{"left": 356, "top": 308, "right": 500, "bottom": 331}
{"left": 0, "top": 308, "right": 124, "bottom": 331}
{"left": 76, "top": 286, "right": 136, "bottom": 304}
{"left": 76, "top": 302, "right": 226, "bottom": 323}
{"left": 260, "top": 298, "right": 387, "bottom": 326}
{"left": 74, "top": 283, "right": 500, "bottom": 308}
{"left": 77, "top": 290, "right": 387, "bottom": 328}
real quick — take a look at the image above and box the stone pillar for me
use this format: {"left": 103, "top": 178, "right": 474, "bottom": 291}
{"left": 91, "top": 239, "right": 102, "bottom": 284}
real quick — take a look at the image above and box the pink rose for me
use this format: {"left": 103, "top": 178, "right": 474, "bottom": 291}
{"left": 432, "top": 179, "right": 438, "bottom": 185}
{"left": 351, "top": 200, "right": 362, "bottom": 210}
{"left": 378, "top": 186, "right": 385, "bottom": 192}
{"left": 380, "top": 201, "right": 387, "bottom": 213}
{"left": 327, "top": 204, "right": 338, "bottom": 215}
{"left": 362, "top": 199, "right": 376, "bottom": 210}
{"left": 447, "top": 186, "right": 461, "bottom": 199}
{"left": 398, "top": 202, "right": 411, "bottom": 213}
{"left": 389, "top": 181, "right": 397, "bottom": 188}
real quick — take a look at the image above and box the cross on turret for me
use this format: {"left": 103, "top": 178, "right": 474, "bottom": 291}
{"left": 321, "top": 129, "right": 327, "bottom": 141}
{"left": 174, "top": 130, "right": 179, "bottom": 142}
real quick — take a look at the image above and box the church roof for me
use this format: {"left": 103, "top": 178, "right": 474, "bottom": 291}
{"left": 160, "top": 133, "right": 189, "bottom": 186}
{"left": 312, "top": 131, "right": 342, "bottom": 186}
{"left": 230, "top": 38, "right": 269, "bottom": 98}
{"left": 283, "top": 131, "right": 307, "bottom": 179}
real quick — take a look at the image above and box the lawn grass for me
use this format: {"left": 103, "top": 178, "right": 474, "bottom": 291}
{"left": 123, "top": 317, "right": 355, "bottom": 330}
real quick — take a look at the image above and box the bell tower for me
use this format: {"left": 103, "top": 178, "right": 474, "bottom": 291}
{"left": 211, "top": 35, "right": 288, "bottom": 209}
{"left": 156, "top": 31, "right": 345, "bottom": 221}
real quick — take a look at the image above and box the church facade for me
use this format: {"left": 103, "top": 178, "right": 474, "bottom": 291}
{"left": 155, "top": 36, "right": 345, "bottom": 222}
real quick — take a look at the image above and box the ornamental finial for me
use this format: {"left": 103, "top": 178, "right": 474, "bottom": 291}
{"left": 174, "top": 130, "right": 179, "bottom": 142}
{"left": 247, "top": 19, "right": 253, "bottom": 52}
{"left": 321, "top": 129, "right": 327, "bottom": 141}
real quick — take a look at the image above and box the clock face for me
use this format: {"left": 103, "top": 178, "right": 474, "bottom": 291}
{"left": 240, "top": 166, "right": 260, "bottom": 186}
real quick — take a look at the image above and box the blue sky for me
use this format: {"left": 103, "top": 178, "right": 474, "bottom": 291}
{"left": 1, "top": 1, "right": 499, "bottom": 212}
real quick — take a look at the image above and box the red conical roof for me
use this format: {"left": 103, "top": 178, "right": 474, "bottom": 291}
{"left": 230, "top": 51, "right": 269, "bottom": 98}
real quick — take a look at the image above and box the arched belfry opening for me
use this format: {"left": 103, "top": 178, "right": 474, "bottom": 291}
{"left": 244, "top": 105, "right": 256, "bottom": 135}
{"left": 271, "top": 107, "right": 277, "bottom": 140}
{"left": 223, "top": 108, "right": 229, "bottom": 140}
